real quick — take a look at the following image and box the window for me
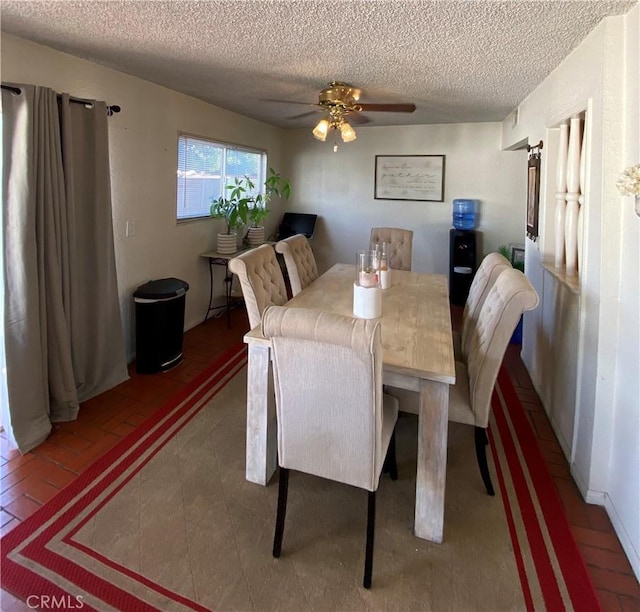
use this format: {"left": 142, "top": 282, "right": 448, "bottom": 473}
{"left": 176, "top": 134, "right": 266, "bottom": 221}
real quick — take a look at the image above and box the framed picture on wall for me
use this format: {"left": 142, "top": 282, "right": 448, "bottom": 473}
{"left": 526, "top": 144, "right": 542, "bottom": 241}
{"left": 510, "top": 244, "right": 525, "bottom": 271}
{"left": 374, "top": 155, "right": 445, "bottom": 201}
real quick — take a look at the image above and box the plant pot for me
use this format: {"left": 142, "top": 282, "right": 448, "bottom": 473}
{"left": 247, "top": 226, "right": 265, "bottom": 247}
{"left": 217, "top": 232, "right": 237, "bottom": 255}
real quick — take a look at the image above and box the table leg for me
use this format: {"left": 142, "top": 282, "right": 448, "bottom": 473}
{"left": 204, "top": 258, "right": 215, "bottom": 323}
{"left": 224, "top": 263, "right": 232, "bottom": 329}
{"left": 245, "top": 343, "right": 277, "bottom": 485}
{"left": 414, "top": 378, "right": 449, "bottom": 542}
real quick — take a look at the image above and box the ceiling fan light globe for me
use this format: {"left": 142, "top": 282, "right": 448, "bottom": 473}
{"left": 312, "top": 118, "right": 330, "bottom": 141}
{"left": 340, "top": 121, "right": 357, "bottom": 142}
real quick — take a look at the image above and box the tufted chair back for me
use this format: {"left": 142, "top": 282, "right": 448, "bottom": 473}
{"left": 449, "top": 268, "right": 539, "bottom": 429}
{"left": 262, "top": 306, "right": 398, "bottom": 492}
{"left": 274, "top": 234, "right": 319, "bottom": 297}
{"left": 370, "top": 227, "right": 414, "bottom": 271}
{"left": 228, "top": 244, "right": 288, "bottom": 329}
{"left": 460, "top": 252, "right": 512, "bottom": 361}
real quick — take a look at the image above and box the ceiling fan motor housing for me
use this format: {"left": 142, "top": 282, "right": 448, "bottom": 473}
{"left": 319, "top": 82, "right": 361, "bottom": 110}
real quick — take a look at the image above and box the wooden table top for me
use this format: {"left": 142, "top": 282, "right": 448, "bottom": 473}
{"left": 245, "top": 263, "right": 455, "bottom": 384}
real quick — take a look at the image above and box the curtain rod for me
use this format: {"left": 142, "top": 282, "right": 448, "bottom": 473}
{"left": 1, "top": 84, "right": 121, "bottom": 116}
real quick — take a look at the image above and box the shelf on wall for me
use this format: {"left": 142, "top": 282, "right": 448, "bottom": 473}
{"left": 540, "top": 261, "right": 581, "bottom": 296}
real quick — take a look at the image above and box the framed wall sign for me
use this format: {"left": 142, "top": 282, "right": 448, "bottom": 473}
{"left": 526, "top": 142, "right": 542, "bottom": 241}
{"left": 374, "top": 155, "right": 445, "bottom": 202}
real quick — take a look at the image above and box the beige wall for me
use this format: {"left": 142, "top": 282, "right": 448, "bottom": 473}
{"left": 282, "top": 123, "right": 527, "bottom": 276}
{"left": 1, "top": 34, "right": 287, "bottom": 359}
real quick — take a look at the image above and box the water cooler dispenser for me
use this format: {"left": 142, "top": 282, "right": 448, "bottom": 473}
{"left": 449, "top": 199, "right": 478, "bottom": 306}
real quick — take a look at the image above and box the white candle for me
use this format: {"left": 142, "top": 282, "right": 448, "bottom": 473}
{"left": 380, "top": 269, "right": 391, "bottom": 289}
{"left": 353, "top": 283, "right": 382, "bottom": 319}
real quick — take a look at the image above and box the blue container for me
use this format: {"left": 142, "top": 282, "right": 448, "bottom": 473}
{"left": 510, "top": 316, "right": 523, "bottom": 344}
{"left": 452, "top": 199, "right": 477, "bottom": 230}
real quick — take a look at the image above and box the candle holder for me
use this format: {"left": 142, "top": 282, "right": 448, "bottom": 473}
{"left": 354, "top": 250, "right": 382, "bottom": 318}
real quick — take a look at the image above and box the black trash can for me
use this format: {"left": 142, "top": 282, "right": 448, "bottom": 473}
{"left": 134, "top": 278, "right": 189, "bottom": 374}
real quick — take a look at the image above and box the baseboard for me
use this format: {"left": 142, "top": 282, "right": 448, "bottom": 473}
{"left": 547, "top": 412, "right": 572, "bottom": 461}
{"left": 602, "top": 492, "right": 640, "bottom": 581}
{"left": 572, "top": 466, "right": 640, "bottom": 582}
{"left": 570, "top": 462, "right": 591, "bottom": 500}
{"left": 185, "top": 314, "right": 203, "bottom": 333}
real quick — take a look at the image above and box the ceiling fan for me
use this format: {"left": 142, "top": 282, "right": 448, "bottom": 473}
{"left": 284, "top": 81, "right": 416, "bottom": 147}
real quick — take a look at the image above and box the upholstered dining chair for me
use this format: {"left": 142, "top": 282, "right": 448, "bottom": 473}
{"left": 370, "top": 227, "right": 414, "bottom": 271}
{"left": 262, "top": 306, "right": 399, "bottom": 589}
{"left": 453, "top": 252, "right": 512, "bottom": 360}
{"left": 388, "top": 268, "right": 538, "bottom": 496}
{"left": 449, "top": 268, "right": 538, "bottom": 495}
{"left": 274, "top": 234, "right": 318, "bottom": 297}
{"left": 228, "top": 244, "right": 288, "bottom": 329}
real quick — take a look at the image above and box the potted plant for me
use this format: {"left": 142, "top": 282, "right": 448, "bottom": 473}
{"left": 211, "top": 169, "right": 291, "bottom": 252}
{"left": 245, "top": 168, "right": 291, "bottom": 247}
{"left": 210, "top": 177, "right": 250, "bottom": 254}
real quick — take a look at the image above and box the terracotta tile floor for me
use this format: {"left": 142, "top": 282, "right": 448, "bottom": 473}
{"left": 1, "top": 306, "right": 638, "bottom": 611}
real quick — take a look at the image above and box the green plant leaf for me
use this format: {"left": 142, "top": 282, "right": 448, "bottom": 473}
{"left": 211, "top": 168, "right": 291, "bottom": 232}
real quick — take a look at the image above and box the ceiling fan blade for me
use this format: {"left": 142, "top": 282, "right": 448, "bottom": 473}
{"left": 347, "top": 111, "right": 372, "bottom": 125}
{"left": 287, "top": 110, "right": 320, "bottom": 120}
{"left": 263, "top": 98, "right": 317, "bottom": 106}
{"left": 358, "top": 103, "right": 416, "bottom": 113}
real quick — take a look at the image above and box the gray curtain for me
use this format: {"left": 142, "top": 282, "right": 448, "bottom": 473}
{"left": 1, "top": 84, "right": 128, "bottom": 453}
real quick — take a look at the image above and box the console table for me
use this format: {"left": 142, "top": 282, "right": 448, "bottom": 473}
{"left": 200, "top": 248, "right": 249, "bottom": 327}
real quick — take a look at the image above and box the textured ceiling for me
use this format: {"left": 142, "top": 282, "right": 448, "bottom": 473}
{"left": 1, "top": 1, "right": 636, "bottom": 128}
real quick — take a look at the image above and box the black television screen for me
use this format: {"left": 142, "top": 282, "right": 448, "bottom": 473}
{"left": 278, "top": 213, "right": 318, "bottom": 239}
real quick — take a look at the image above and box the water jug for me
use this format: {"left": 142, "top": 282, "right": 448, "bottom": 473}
{"left": 452, "top": 199, "right": 477, "bottom": 230}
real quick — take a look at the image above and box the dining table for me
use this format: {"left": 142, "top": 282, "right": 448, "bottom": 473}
{"left": 242, "top": 263, "right": 456, "bottom": 543}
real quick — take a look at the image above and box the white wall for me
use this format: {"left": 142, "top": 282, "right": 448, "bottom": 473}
{"left": 610, "top": 3, "right": 640, "bottom": 576}
{"left": 282, "top": 123, "right": 527, "bottom": 275}
{"left": 0, "top": 34, "right": 287, "bottom": 360}
{"left": 501, "top": 8, "right": 639, "bottom": 578}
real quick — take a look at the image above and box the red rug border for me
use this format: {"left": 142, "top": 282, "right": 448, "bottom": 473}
{"left": 489, "top": 420, "right": 536, "bottom": 612}
{"left": 494, "top": 366, "right": 602, "bottom": 611}
{"left": 491, "top": 383, "right": 566, "bottom": 609}
{"left": 20, "top": 347, "right": 247, "bottom": 611}
{"left": 1, "top": 343, "right": 247, "bottom": 610}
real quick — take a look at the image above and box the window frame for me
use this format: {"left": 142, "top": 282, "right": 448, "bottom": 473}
{"left": 176, "top": 132, "right": 267, "bottom": 223}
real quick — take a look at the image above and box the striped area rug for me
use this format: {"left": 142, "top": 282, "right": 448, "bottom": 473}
{"left": 1, "top": 345, "right": 600, "bottom": 611}
{"left": 490, "top": 367, "right": 600, "bottom": 611}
